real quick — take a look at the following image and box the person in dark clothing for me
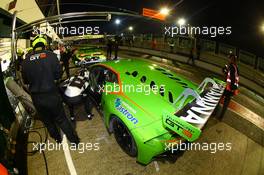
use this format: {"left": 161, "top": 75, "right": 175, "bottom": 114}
{"left": 21, "top": 35, "right": 79, "bottom": 144}
{"left": 196, "top": 42, "right": 201, "bottom": 60}
{"left": 151, "top": 38, "right": 157, "bottom": 50}
{"left": 219, "top": 54, "right": 239, "bottom": 120}
{"left": 187, "top": 47, "right": 195, "bottom": 65}
{"left": 106, "top": 39, "right": 113, "bottom": 60}
{"left": 71, "top": 48, "right": 78, "bottom": 64}
{"left": 114, "top": 35, "right": 119, "bottom": 60}
{"left": 60, "top": 69, "right": 94, "bottom": 122}
{"left": 60, "top": 46, "right": 71, "bottom": 79}
{"left": 168, "top": 38, "right": 175, "bottom": 53}
{"left": 16, "top": 48, "right": 24, "bottom": 71}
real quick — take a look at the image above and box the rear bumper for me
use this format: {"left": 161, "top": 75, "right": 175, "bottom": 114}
{"left": 133, "top": 131, "right": 180, "bottom": 164}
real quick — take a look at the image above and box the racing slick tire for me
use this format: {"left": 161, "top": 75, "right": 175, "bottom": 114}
{"left": 111, "top": 116, "right": 137, "bottom": 157}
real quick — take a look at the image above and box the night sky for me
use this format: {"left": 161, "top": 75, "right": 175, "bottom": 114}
{"left": 40, "top": 0, "right": 264, "bottom": 56}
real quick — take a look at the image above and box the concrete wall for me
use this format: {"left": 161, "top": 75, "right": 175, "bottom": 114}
{"left": 0, "top": 0, "right": 44, "bottom": 23}
{"left": 0, "top": 0, "right": 59, "bottom": 41}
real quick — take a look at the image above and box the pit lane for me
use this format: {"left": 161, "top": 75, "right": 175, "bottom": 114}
{"left": 27, "top": 54, "right": 264, "bottom": 175}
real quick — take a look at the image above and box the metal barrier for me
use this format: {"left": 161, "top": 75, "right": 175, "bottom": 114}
{"left": 218, "top": 43, "right": 236, "bottom": 56}
{"left": 239, "top": 50, "right": 256, "bottom": 67}
{"left": 200, "top": 39, "right": 216, "bottom": 53}
{"left": 258, "top": 57, "right": 264, "bottom": 71}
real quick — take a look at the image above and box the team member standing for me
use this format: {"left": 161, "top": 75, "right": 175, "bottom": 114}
{"left": 114, "top": 35, "right": 120, "bottom": 60}
{"left": 21, "top": 35, "right": 80, "bottom": 144}
{"left": 168, "top": 37, "right": 175, "bottom": 53}
{"left": 60, "top": 46, "right": 71, "bottom": 79}
{"left": 219, "top": 54, "right": 239, "bottom": 119}
{"left": 70, "top": 48, "right": 78, "bottom": 64}
{"left": 16, "top": 48, "right": 24, "bottom": 71}
{"left": 187, "top": 46, "right": 195, "bottom": 65}
{"left": 196, "top": 39, "right": 201, "bottom": 60}
{"left": 106, "top": 38, "right": 113, "bottom": 60}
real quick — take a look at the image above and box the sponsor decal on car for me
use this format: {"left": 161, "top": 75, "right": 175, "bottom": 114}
{"left": 177, "top": 85, "right": 224, "bottom": 125}
{"left": 163, "top": 80, "right": 225, "bottom": 142}
{"left": 163, "top": 111, "right": 201, "bottom": 142}
{"left": 115, "top": 98, "right": 138, "bottom": 124}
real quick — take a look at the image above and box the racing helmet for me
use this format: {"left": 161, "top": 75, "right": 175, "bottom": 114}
{"left": 17, "top": 48, "right": 24, "bottom": 56}
{"left": 32, "top": 35, "right": 47, "bottom": 49}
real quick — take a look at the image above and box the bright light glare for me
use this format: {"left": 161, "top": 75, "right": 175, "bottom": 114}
{"left": 128, "top": 26, "right": 133, "bottom": 31}
{"left": 115, "top": 19, "right": 121, "bottom": 25}
{"left": 177, "top": 18, "right": 186, "bottom": 26}
{"left": 261, "top": 23, "right": 264, "bottom": 32}
{"left": 160, "top": 7, "right": 170, "bottom": 15}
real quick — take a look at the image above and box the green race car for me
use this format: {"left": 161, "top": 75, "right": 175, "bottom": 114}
{"left": 74, "top": 46, "right": 106, "bottom": 65}
{"left": 86, "top": 59, "right": 225, "bottom": 164}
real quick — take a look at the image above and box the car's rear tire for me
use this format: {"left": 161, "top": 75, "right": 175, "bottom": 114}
{"left": 111, "top": 117, "right": 137, "bottom": 157}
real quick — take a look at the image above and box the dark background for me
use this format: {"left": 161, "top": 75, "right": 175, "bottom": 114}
{"left": 35, "top": 0, "right": 264, "bottom": 56}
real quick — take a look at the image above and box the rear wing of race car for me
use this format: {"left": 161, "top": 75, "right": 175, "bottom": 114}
{"left": 162, "top": 78, "right": 225, "bottom": 142}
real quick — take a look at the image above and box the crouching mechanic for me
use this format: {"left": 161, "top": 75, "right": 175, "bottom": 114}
{"left": 60, "top": 68, "right": 94, "bottom": 122}
{"left": 21, "top": 35, "right": 80, "bottom": 144}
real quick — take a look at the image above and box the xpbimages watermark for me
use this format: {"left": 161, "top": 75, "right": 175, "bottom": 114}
{"left": 32, "top": 26, "right": 100, "bottom": 35}
{"left": 164, "top": 140, "right": 232, "bottom": 154}
{"left": 99, "top": 82, "right": 166, "bottom": 95}
{"left": 164, "top": 25, "right": 232, "bottom": 38}
{"left": 32, "top": 140, "right": 100, "bottom": 153}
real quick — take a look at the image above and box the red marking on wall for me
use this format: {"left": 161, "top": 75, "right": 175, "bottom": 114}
{"left": 221, "top": 99, "right": 264, "bottom": 129}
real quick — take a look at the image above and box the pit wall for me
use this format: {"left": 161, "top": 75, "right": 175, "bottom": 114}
{"left": 119, "top": 35, "right": 264, "bottom": 98}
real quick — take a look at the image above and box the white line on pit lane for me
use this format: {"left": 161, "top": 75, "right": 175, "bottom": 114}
{"left": 62, "top": 134, "right": 77, "bottom": 175}
{"left": 153, "top": 161, "right": 160, "bottom": 172}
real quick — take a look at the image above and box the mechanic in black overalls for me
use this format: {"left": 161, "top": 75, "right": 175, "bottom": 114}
{"left": 21, "top": 35, "right": 80, "bottom": 144}
{"left": 60, "top": 46, "right": 72, "bottom": 79}
{"left": 106, "top": 38, "right": 113, "bottom": 60}
{"left": 114, "top": 35, "right": 119, "bottom": 60}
